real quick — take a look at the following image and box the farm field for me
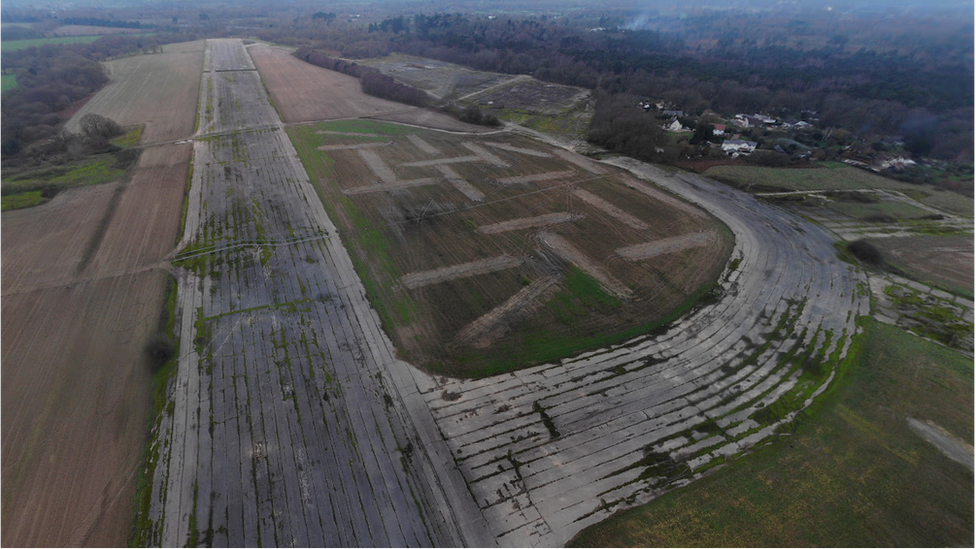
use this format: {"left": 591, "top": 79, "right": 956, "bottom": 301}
{"left": 569, "top": 319, "right": 973, "bottom": 547}
{"left": 0, "top": 35, "right": 102, "bottom": 51}
{"left": 356, "top": 53, "right": 594, "bottom": 143}
{"left": 250, "top": 43, "right": 483, "bottom": 131}
{"left": 707, "top": 163, "right": 975, "bottom": 217}
{"left": 289, "top": 119, "right": 732, "bottom": 375}
{"left": 355, "top": 53, "right": 514, "bottom": 100}
{"left": 1, "top": 41, "right": 199, "bottom": 546}
{"left": 51, "top": 25, "right": 149, "bottom": 36}
{"left": 869, "top": 235, "right": 974, "bottom": 297}
{"left": 66, "top": 40, "right": 205, "bottom": 143}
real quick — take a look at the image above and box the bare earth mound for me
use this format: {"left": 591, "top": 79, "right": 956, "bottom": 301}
{"left": 249, "top": 43, "right": 493, "bottom": 132}
{"left": 289, "top": 121, "right": 732, "bottom": 375}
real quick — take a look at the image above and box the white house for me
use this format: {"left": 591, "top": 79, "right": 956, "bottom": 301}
{"left": 722, "top": 139, "right": 758, "bottom": 156}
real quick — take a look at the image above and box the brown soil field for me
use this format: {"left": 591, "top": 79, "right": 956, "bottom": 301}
{"left": 1, "top": 272, "right": 166, "bottom": 547}
{"left": 66, "top": 41, "right": 204, "bottom": 143}
{"left": 870, "top": 235, "right": 974, "bottom": 293}
{"left": 290, "top": 121, "right": 732, "bottom": 375}
{"left": 2, "top": 83, "right": 194, "bottom": 548}
{"left": 249, "top": 44, "right": 492, "bottom": 132}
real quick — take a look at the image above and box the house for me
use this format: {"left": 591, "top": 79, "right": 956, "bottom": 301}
{"left": 713, "top": 124, "right": 727, "bottom": 136}
{"left": 879, "top": 157, "right": 916, "bottom": 171}
{"left": 662, "top": 109, "right": 686, "bottom": 117}
{"left": 663, "top": 119, "right": 689, "bottom": 132}
{"left": 722, "top": 139, "right": 758, "bottom": 156}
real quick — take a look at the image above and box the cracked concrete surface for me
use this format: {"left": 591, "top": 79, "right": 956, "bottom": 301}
{"left": 149, "top": 38, "right": 866, "bottom": 548}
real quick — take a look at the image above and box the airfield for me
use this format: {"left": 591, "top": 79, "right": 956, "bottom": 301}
{"left": 8, "top": 37, "right": 966, "bottom": 547}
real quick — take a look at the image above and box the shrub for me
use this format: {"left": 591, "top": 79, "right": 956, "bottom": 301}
{"left": 459, "top": 106, "right": 500, "bottom": 127}
{"left": 145, "top": 333, "right": 175, "bottom": 371}
{"left": 848, "top": 239, "right": 883, "bottom": 264}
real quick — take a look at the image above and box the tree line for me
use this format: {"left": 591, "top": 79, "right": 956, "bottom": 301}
{"left": 293, "top": 46, "right": 428, "bottom": 107}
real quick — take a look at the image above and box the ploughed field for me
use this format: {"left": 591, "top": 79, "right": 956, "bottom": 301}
{"left": 249, "top": 43, "right": 484, "bottom": 131}
{"left": 288, "top": 121, "right": 733, "bottom": 376}
{"left": 66, "top": 40, "right": 205, "bottom": 144}
{"left": 1, "top": 53, "right": 198, "bottom": 548}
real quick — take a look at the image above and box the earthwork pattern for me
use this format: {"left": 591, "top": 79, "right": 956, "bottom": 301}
{"left": 149, "top": 38, "right": 866, "bottom": 548}
{"left": 290, "top": 121, "right": 732, "bottom": 374}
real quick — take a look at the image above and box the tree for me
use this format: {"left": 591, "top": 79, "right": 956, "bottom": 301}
{"left": 79, "top": 113, "right": 122, "bottom": 139}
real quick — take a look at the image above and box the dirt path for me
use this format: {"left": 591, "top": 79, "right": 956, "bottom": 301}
{"left": 538, "top": 230, "right": 634, "bottom": 299}
{"left": 400, "top": 255, "right": 525, "bottom": 289}
{"left": 617, "top": 232, "right": 716, "bottom": 261}
{"left": 572, "top": 188, "right": 649, "bottom": 231}
{"left": 907, "top": 418, "right": 974, "bottom": 471}
{"left": 498, "top": 170, "right": 576, "bottom": 186}
{"left": 477, "top": 212, "right": 585, "bottom": 234}
{"left": 455, "top": 275, "right": 562, "bottom": 348}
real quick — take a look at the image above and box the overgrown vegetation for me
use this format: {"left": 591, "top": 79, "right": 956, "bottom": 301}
{"left": 0, "top": 123, "right": 141, "bottom": 210}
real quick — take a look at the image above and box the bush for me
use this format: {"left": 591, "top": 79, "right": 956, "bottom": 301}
{"left": 458, "top": 106, "right": 500, "bottom": 126}
{"left": 848, "top": 239, "right": 883, "bottom": 264}
{"left": 145, "top": 333, "right": 175, "bottom": 371}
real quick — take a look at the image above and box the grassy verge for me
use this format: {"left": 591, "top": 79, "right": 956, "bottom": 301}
{"left": 569, "top": 319, "right": 973, "bottom": 547}
{"left": 1, "top": 189, "right": 47, "bottom": 211}
{"left": 130, "top": 275, "right": 181, "bottom": 547}
{"left": 286, "top": 122, "right": 414, "bottom": 336}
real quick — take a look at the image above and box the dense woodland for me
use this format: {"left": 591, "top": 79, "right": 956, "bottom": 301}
{"left": 266, "top": 11, "right": 973, "bottom": 165}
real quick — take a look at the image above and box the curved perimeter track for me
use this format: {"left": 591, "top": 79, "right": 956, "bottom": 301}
{"left": 415, "top": 157, "right": 868, "bottom": 546}
{"left": 150, "top": 39, "right": 867, "bottom": 548}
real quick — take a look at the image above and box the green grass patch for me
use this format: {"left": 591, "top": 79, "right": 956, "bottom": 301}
{"left": 315, "top": 119, "right": 415, "bottom": 137}
{"left": 0, "top": 35, "right": 103, "bottom": 51}
{"left": 1, "top": 190, "right": 47, "bottom": 211}
{"left": 1, "top": 74, "right": 17, "bottom": 92}
{"left": 111, "top": 126, "right": 143, "bottom": 148}
{"left": 1, "top": 154, "right": 130, "bottom": 196}
{"left": 569, "top": 319, "right": 973, "bottom": 547}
